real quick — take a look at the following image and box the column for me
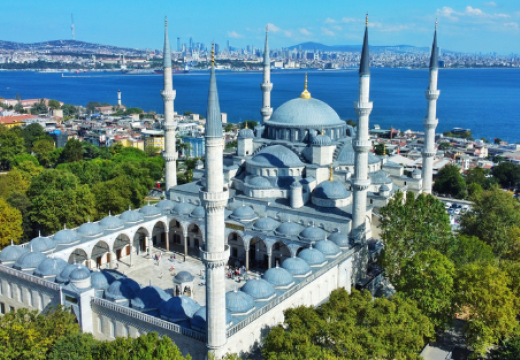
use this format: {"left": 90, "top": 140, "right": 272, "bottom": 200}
{"left": 165, "top": 230, "right": 170, "bottom": 252}
{"left": 245, "top": 249, "right": 250, "bottom": 271}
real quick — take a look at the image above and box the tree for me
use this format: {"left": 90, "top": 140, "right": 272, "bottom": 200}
{"left": 7, "top": 192, "right": 33, "bottom": 243}
{"left": 224, "top": 123, "right": 234, "bottom": 132}
{"left": 61, "top": 104, "right": 77, "bottom": 117}
{"left": 21, "top": 123, "right": 48, "bottom": 150}
{"left": 225, "top": 140, "right": 237, "bottom": 149}
{"left": 0, "top": 198, "right": 23, "bottom": 248}
{"left": 145, "top": 145, "right": 161, "bottom": 157}
{"left": 438, "top": 142, "right": 452, "bottom": 150}
{"left": 433, "top": 164, "right": 467, "bottom": 198}
{"left": 490, "top": 336, "right": 520, "bottom": 360}
{"left": 14, "top": 102, "right": 24, "bottom": 113}
{"left": 183, "top": 111, "right": 193, "bottom": 116}
{"left": 492, "top": 162, "right": 520, "bottom": 189}
{"left": 494, "top": 137, "right": 502, "bottom": 144}
{"left": 47, "top": 332, "right": 97, "bottom": 360}
{"left": 346, "top": 119, "right": 356, "bottom": 127}
{"left": 92, "top": 175, "right": 134, "bottom": 217}
{"left": 448, "top": 235, "right": 495, "bottom": 267}
{"left": 12, "top": 154, "right": 39, "bottom": 168}
{"left": 454, "top": 263, "right": 518, "bottom": 357}
{"left": 395, "top": 250, "right": 455, "bottom": 329}
{"left": 0, "top": 126, "right": 25, "bottom": 169}
{"left": 379, "top": 191, "right": 455, "bottom": 283}
{"left": 373, "top": 143, "right": 386, "bottom": 155}
{"left": 61, "top": 138, "right": 84, "bottom": 163}
{"left": 30, "top": 99, "right": 48, "bottom": 115}
{"left": 32, "top": 139, "right": 55, "bottom": 167}
{"left": 124, "top": 107, "right": 143, "bottom": 115}
{"left": 47, "top": 99, "right": 61, "bottom": 110}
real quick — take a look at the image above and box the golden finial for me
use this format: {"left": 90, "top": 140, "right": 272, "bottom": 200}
{"left": 245, "top": 121, "right": 248, "bottom": 129}
{"left": 211, "top": 43, "right": 215, "bottom": 66}
{"left": 383, "top": 144, "right": 386, "bottom": 156}
{"left": 366, "top": 13, "right": 369, "bottom": 27}
{"left": 329, "top": 165, "right": 334, "bottom": 182}
{"left": 321, "top": 127, "right": 324, "bottom": 136}
{"left": 300, "top": 73, "right": 311, "bottom": 99}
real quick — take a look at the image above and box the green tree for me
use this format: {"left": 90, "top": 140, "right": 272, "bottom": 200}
{"left": 47, "top": 332, "right": 96, "bottom": 360}
{"left": 0, "top": 198, "right": 23, "bottom": 248}
{"left": 124, "top": 107, "right": 143, "bottom": 115}
{"left": 490, "top": 336, "right": 520, "bottom": 360}
{"left": 61, "top": 104, "right": 77, "bottom": 117}
{"left": 433, "top": 164, "right": 467, "bottom": 199}
{"left": 224, "top": 123, "right": 234, "bottom": 132}
{"left": 14, "top": 102, "right": 24, "bottom": 113}
{"left": 0, "top": 126, "right": 25, "bottom": 169}
{"left": 448, "top": 235, "right": 495, "bottom": 267}
{"left": 373, "top": 143, "right": 386, "bottom": 155}
{"left": 32, "top": 138, "right": 55, "bottom": 167}
{"left": 438, "top": 142, "right": 452, "bottom": 150}
{"left": 49, "top": 147, "right": 64, "bottom": 167}
{"left": 57, "top": 161, "right": 107, "bottom": 186}
{"left": 30, "top": 99, "right": 48, "bottom": 115}
{"left": 6, "top": 192, "right": 33, "bottom": 243}
{"left": 466, "top": 167, "right": 496, "bottom": 190}
{"left": 12, "top": 154, "right": 39, "bottom": 168}
{"left": 183, "top": 111, "right": 193, "bottom": 116}
{"left": 494, "top": 137, "right": 502, "bottom": 144}
{"left": 61, "top": 139, "right": 84, "bottom": 163}
{"left": 145, "top": 145, "right": 161, "bottom": 157}
{"left": 492, "top": 162, "right": 520, "bottom": 189}
{"left": 21, "top": 122, "right": 48, "bottom": 150}
{"left": 47, "top": 99, "right": 61, "bottom": 110}
{"left": 346, "top": 119, "right": 356, "bottom": 127}
{"left": 92, "top": 175, "right": 133, "bottom": 217}
{"left": 225, "top": 140, "right": 237, "bottom": 149}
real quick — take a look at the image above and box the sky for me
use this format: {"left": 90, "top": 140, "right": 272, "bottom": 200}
{"left": 1, "top": 0, "right": 519, "bottom": 54}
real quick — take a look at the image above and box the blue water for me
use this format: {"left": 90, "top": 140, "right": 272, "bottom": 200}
{"left": 1, "top": 68, "right": 519, "bottom": 142}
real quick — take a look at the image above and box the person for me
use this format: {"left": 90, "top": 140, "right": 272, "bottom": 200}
{"left": 115, "top": 263, "right": 119, "bottom": 270}
{"left": 159, "top": 272, "right": 163, "bottom": 279}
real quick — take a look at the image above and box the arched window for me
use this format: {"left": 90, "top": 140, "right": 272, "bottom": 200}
{"left": 111, "top": 319, "right": 116, "bottom": 338}
{"left": 98, "top": 315, "right": 103, "bottom": 333}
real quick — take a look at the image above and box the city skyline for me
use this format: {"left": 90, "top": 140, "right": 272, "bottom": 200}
{"left": 1, "top": 0, "right": 519, "bottom": 54}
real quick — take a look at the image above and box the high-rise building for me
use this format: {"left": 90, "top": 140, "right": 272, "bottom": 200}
{"left": 177, "top": 37, "right": 181, "bottom": 52}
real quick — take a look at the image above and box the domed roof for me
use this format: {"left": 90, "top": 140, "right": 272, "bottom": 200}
{"left": 0, "top": 245, "right": 27, "bottom": 263}
{"left": 174, "top": 271, "right": 194, "bottom": 282}
{"left": 172, "top": 202, "right": 195, "bottom": 216}
{"left": 120, "top": 209, "right": 144, "bottom": 223}
{"left": 70, "top": 267, "right": 91, "bottom": 281}
{"left": 77, "top": 222, "right": 104, "bottom": 237}
{"left": 282, "top": 257, "right": 311, "bottom": 276}
{"left": 91, "top": 271, "right": 111, "bottom": 290}
{"left": 159, "top": 296, "right": 201, "bottom": 320}
{"left": 250, "top": 145, "right": 303, "bottom": 168}
{"left": 370, "top": 170, "right": 392, "bottom": 185}
{"left": 190, "top": 206, "right": 205, "bottom": 218}
{"left": 238, "top": 128, "right": 254, "bottom": 139}
{"left": 14, "top": 251, "right": 47, "bottom": 270}
{"left": 263, "top": 266, "right": 294, "bottom": 287}
{"left": 131, "top": 286, "right": 172, "bottom": 310}
{"left": 29, "top": 235, "right": 56, "bottom": 254}
{"left": 313, "top": 181, "right": 350, "bottom": 200}
{"left": 139, "top": 204, "right": 162, "bottom": 217}
{"left": 298, "top": 247, "right": 327, "bottom": 266}
{"left": 156, "top": 199, "right": 176, "bottom": 210}
{"left": 336, "top": 138, "right": 381, "bottom": 165}
{"left": 191, "top": 306, "right": 232, "bottom": 330}
{"left": 241, "top": 278, "right": 276, "bottom": 300}
{"left": 56, "top": 263, "right": 89, "bottom": 283}
{"left": 106, "top": 278, "right": 141, "bottom": 300}
{"left": 291, "top": 180, "right": 302, "bottom": 188}
{"left": 269, "top": 97, "right": 344, "bottom": 127}
{"left": 53, "top": 228, "right": 80, "bottom": 246}
{"left": 275, "top": 222, "right": 303, "bottom": 237}
{"left": 253, "top": 217, "right": 279, "bottom": 232}
{"left": 230, "top": 205, "right": 257, "bottom": 221}
{"left": 226, "top": 290, "right": 255, "bottom": 314}
{"left": 299, "top": 226, "right": 328, "bottom": 242}
{"left": 34, "top": 258, "right": 67, "bottom": 277}
{"left": 380, "top": 184, "right": 391, "bottom": 192}
{"left": 314, "top": 239, "right": 340, "bottom": 256}
{"left": 247, "top": 176, "right": 272, "bottom": 189}
{"left": 99, "top": 215, "right": 125, "bottom": 230}
{"left": 327, "top": 231, "right": 350, "bottom": 248}
{"left": 312, "top": 134, "right": 332, "bottom": 146}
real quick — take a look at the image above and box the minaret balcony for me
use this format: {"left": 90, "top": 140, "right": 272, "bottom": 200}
{"left": 352, "top": 177, "right": 371, "bottom": 191}
{"left": 200, "top": 244, "right": 230, "bottom": 267}
{"left": 353, "top": 101, "right": 373, "bottom": 116}
{"left": 260, "top": 83, "right": 273, "bottom": 91}
{"left": 162, "top": 151, "right": 178, "bottom": 161}
{"left": 422, "top": 118, "right": 439, "bottom": 128}
{"left": 353, "top": 140, "right": 371, "bottom": 153}
{"left": 199, "top": 190, "right": 229, "bottom": 208}
{"left": 425, "top": 90, "right": 440, "bottom": 100}
{"left": 421, "top": 151, "right": 436, "bottom": 158}
{"left": 163, "top": 123, "right": 177, "bottom": 130}
{"left": 161, "top": 89, "right": 176, "bottom": 101}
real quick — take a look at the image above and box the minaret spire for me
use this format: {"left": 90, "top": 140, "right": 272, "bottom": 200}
{"left": 422, "top": 23, "right": 441, "bottom": 194}
{"left": 260, "top": 25, "right": 273, "bottom": 122}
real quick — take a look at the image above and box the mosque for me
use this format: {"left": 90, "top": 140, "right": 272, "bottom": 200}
{"left": 0, "top": 17, "right": 440, "bottom": 359}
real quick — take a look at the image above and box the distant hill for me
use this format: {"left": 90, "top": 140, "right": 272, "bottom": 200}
{"left": 286, "top": 41, "right": 430, "bottom": 54}
{"left": 0, "top": 39, "right": 147, "bottom": 54}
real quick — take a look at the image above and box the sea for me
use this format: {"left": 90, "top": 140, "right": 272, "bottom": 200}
{"left": 0, "top": 68, "right": 519, "bottom": 143}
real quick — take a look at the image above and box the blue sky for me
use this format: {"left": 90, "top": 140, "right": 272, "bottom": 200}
{"left": 1, "top": 0, "right": 519, "bottom": 54}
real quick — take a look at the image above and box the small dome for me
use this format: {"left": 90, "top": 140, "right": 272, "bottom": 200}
{"left": 238, "top": 128, "right": 254, "bottom": 139}
{"left": 139, "top": 204, "right": 162, "bottom": 217}
{"left": 56, "top": 263, "right": 89, "bottom": 283}
{"left": 241, "top": 278, "right": 276, "bottom": 300}
{"left": 313, "top": 181, "right": 350, "bottom": 200}
{"left": 0, "top": 245, "right": 27, "bottom": 263}
{"left": 370, "top": 170, "right": 393, "bottom": 185}
{"left": 171, "top": 202, "right": 195, "bottom": 216}
{"left": 120, "top": 210, "right": 145, "bottom": 223}
{"left": 230, "top": 205, "right": 257, "bottom": 221}
{"left": 29, "top": 236, "right": 56, "bottom": 254}
{"left": 156, "top": 199, "right": 176, "bottom": 210}
{"left": 314, "top": 240, "right": 340, "bottom": 256}
{"left": 70, "top": 267, "right": 91, "bottom": 281}
{"left": 91, "top": 271, "right": 111, "bottom": 290}
{"left": 77, "top": 222, "right": 104, "bottom": 237}
{"left": 14, "top": 251, "right": 47, "bottom": 270}
{"left": 131, "top": 286, "right": 172, "bottom": 310}
{"left": 174, "top": 271, "right": 194, "bottom": 282}
{"left": 159, "top": 296, "right": 201, "bottom": 320}
{"left": 337, "top": 138, "right": 381, "bottom": 166}
{"left": 327, "top": 231, "right": 350, "bottom": 248}
{"left": 281, "top": 257, "right": 311, "bottom": 276}
{"left": 291, "top": 180, "right": 302, "bottom": 188}
{"left": 253, "top": 217, "right": 279, "bottom": 232}
{"left": 106, "top": 278, "right": 141, "bottom": 300}
{"left": 380, "top": 184, "right": 391, "bottom": 192}
{"left": 191, "top": 306, "right": 232, "bottom": 330}
{"left": 275, "top": 222, "right": 303, "bottom": 237}
{"left": 195, "top": 159, "right": 204, "bottom": 166}
{"left": 312, "top": 134, "right": 332, "bottom": 146}
{"left": 247, "top": 176, "right": 272, "bottom": 189}
{"left": 263, "top": 267, "right": 294, "bottom": 287}
{"left": 34, "top": 258, "right": 67, "bottom": 277}
{"left": 226, "top": 291, "right": 255, "bottom": 314}
{"left": 298, "top": 247, "right": 327, "bottom": 266}
{"left": 53, "top": 228, "right": 80, "bottom": 246}
{"left": 190, "top": 206, "right": 205, "bottom": 218}
{"left": 299, "top": 226, "right": 327, "bottom": 242}
{"left": 99, "top": 215, "right": 125, "bottom": 230}
{"left": 250, "top": 145, "right": 303, "bottom": 168}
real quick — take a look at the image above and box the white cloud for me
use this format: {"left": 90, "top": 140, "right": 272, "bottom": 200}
{"left": 341, "top": 17, "right": 360, "bottom": 23}
{"left": 267, "top": 23, "right": 280, "bottom": 33}
{"left": 322, "top": 27, "right": 335, "bottom": 36}
{"left": 299, "top": 28, "right": 312, "bottom": 36}
{"left": 325, "top": 17, "right": 336, "bottom": 24}
{"left": 332, "top": 25, "right": 342, "bottom": 31}
{"left": 504, "top": 22, "right": 519, "bottom": 30}
{"left": 484, "top": 1, "right": 497, "bottom": 7}
{"left": 227, "top": 31, "right": 243, "bottom": 38}
{"left": 284, "top": 30, "right": 293, "bottom": 37}
{"left": 436, "top": 5, "right": 510, "bottom": 21}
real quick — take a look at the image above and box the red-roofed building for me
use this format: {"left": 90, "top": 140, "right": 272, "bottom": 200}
{"left": 0, "top": 115, "right": 35, "bottom": 128}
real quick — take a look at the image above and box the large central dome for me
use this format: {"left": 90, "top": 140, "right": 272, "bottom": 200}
{"left": 269, "top": 98, "right": 344, "bottom": 127}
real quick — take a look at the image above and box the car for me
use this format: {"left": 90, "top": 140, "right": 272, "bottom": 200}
{"left": 451, "top": 203, "right": 458, "bottom": 209}
{"left": 448, "top": 209, "right": 455, "bottom": 215}
{"left": 445, "top": 202, "right": 452, "bottom": 209}
{"left": 454, "top": 208, "right": 461, "bottom": 215}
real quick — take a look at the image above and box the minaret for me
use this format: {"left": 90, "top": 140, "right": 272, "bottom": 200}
{"left": 117, "top": 89, "right": 121, "bottom": 106}
{"left": 161, "top": 17, "right": 178, "bottom": 195}
{"left": 260, "top": 25, "right": 273, "bottom": 122}
{"left": 199, "top": 44, "right": 229, "bottom": 358}
{"left": 351, "top": 15, "right": 373, "bottom": 244}
{"left": 422, "top": 22, "right": 440, "bottom": 194}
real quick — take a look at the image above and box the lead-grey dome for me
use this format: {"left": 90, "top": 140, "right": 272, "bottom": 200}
{"left": 241, "top": 278, "right": 276, "bottom": 300}
{"left": 370, "top": 170, "right": 392, "bottom": 185}
{"left": 99, "top": 215, "right": 125, "bottom": 230}
{"left": 120, "top": 210, "right": 144, "bottom": 223}
{"left": 0, "top": 245, "right": 27, "bottom": 263}
{"left": 312, "top": 134, "right": 332, "bottom": 146}
{"left": 253, "top": 217, "right": 279, "bottom": 232}
{"left": 131, "top": 286, "right": 171, "bottom": 310}
{"left": 336, "top": 138, "right": 381, "bottom": 165}
{"left": 298, "top": 247, "right": 327, "bottom": 266}
{"left": 291, "top": 180, "right": 302, "bottom": 188}
{"left": 139, "top": 204, "right": 162, "bottom": 217}
{"left": 70, "top": 267, "right": 91, "bottom": 281}
{"left": 269, "top": 98, "right": 344, "bottom": 127}
{"left": 275, "top": 222, "right": 303, "bottom": 237}
{"left": 191, "top": 306, "right": 232, "bottom": 330}
{"left": 91, "top": 271, "right": 111, "bottom": 290}
{"left": 263, "top": 266, "right": 294, "bottom": 287}
{"left": 238, "top": 128, "right": 254, "bottom": 139}
{"left": 250, "top": 145, "right": 303, "bottom": 168}
{"left": 226, "top": 290, "right": 255, "bottom": 314}
{"left": 380, "top": 184, "right": 391, "bottom": 192}
{"left": 34, "top": 258, "right": 67, "bottom": 277}
{"left": 14, "top": 251, "right": 47, "bottom": 270}
{"left": 190, "top": 206, "right": 205, "bottom": 218}
{"left": 175, "top": 271, "right": 194, "bottom": 282}
{"left": 172, "top": 202, "right": 195, "bottom": 216}
{"left": 299, "top": 226, "right": 327, "bottom": 242}
{"left": 106, "top": 278, "right": 141, "bottom": 300}
{"left": 156, "top": 199, "right": 176, "bottom": 210}
{"left": 247, "top": 176, "right": 272, "bottom": 189}
{"left": 77, "top": 222, "right": 104, "bottom": 237}
{"left": 313, "top": 181, "right": 350, "bottom": 200}
{"left": 282, "top": 257, "right": 311, "bottom": 276}
{"left": 29, "top": 235, "right": 56, "bottom": 254}
{"left": 230, "top": 205, "right": 257, "bottom": 221}
{"left": 160, "top": 296, "right": 201, "bottom": 320}
{"left": 53, "top": 228, "right": 80, "bottom": 246}
{"left": 327, "top": 231, "right": 350, "bottom": 248}
{"left": 56, "top": 263, "right": 89, "bottom": 283}
{"left": 314, "top": 239, "right": 340, "bottom": 256}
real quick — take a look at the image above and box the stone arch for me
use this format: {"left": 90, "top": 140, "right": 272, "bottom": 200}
{"left": 151, "top": 221, "right": 167, "bottom": 248}
{"left": 113, "top": 233, "right": 131, "bottom": 262}
{"left": 187, "top": 222, "right": 204, "bottom": 249}
{"left": 133, "top": 227, "right": 149, "bottom": 255}
{"left": 91, "top": 240, "right": 110, "bottom": 269}
{"left": 249, "top": 236, "right": 268, "bottom": 270}
{"left": 271, "top": 240, "right": 291, "bottom": 268}
{"left": 68, "top": 248, "right": 89, "bottom": 265}
{"left": 228, "top": 232, "right": 246, "bottom": 266}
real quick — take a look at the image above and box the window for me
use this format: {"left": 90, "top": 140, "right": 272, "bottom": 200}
{"left": 8, "top": 283, "right": 12, "bottom": 299}
{"left": 111, "top": 320, "right": 116, "bottom": 338}
{"left": 98, "top": 315, "right": 104, "bottom": 333}
{"left": 18, "top": 286, "right": 23, "bottom": 304}
{"left": 9, "top": 306, "right": 15, "bottom": 313}
{"left": 28, "top": 291, "right": 33, "bottom": 307}
{"left": 39, "top": 293, "right": 44, "bottom": 310}
{"left": 0, "top": 302, "right": 4, "bottom": 314}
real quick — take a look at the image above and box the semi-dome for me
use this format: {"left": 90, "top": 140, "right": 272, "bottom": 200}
{"left": 70, "top": 267, "right": 91, "bottom": 281}
{"left": 190, "top": 206, "right": 205, "bottom": 218}
{"left": 312, "top": 134, "right": 332, "bottom": 146}
{"left": 156, "top": 199, "right": 176, "bottom": 210}
{"left": 247, "top": 176, "right": 272, "bottom": 189}
{"left": 99, "top": 215, "right": 125, "bottom": 230}
{"left": 14, "top": 251, "right": 47, "bottom": 270}
{"left": 106, "top": 278, "right": 141, "bottom": 300}
{"left": 379, "top": 184, "right": 391, "bottom": 193}
{"left": 336, "top": 138, "right": 381, "bottom": 165}
{"left": 298, "top": 247, "right": 327, "bottom": 266}
{"left": 29, "top": 235, "right": 56, "bottom": 254}
{"left": 175, "top": 271, "right": 194, "bottom": 283}
{"left": 56, "top": 263, "right": 89, "bottom": 283}
{"left": 139, "top": 204, "right": 162, "bottom": 217}
{"left": 313, "top": 181, "right": 350, "bottom": 200}
{"left": 238, "top": 128, "right": 254, "bottom": 139}
{"left": 91, "top": 271, "right": 111, "bottom": 290}
{"left": 327, "top": 231, "right": 350, "bottom": 248}
{"left": 159, "top": 296, "right": 201, "bottom": 320}
{"left": 250, "top": 145, "right": 303, "bottom": 168}
{"left": 191, "top": 306, "right": 232, "bottom": 330}
{"left": 263, "top": 266, "right": 294, "bottom": 288}
{"left": 275, "top": 222, "right": 303, "bottom": 237}
{"left": 230, "top": 205, "right": 257, "bottom": 221}
{"left": 370, "top": 170, "right": 393, "bottom": 185}
{"left": 120, "top": 209, "right": 144, "bottom": 223}
{"left": 131, "top": 286, "right": 172, "bottom": 310}
{"left": 314, "top": 239, "right": 340, "bottom": 257}
{"left": 253, "top": 217, "right": 279, "bottom": 232}
{"left": 77, "top": 222, "right": 104, "bottom": 237}
{"left": 241, "top": 278, "right": 276, "bottom": 301}
{"left": 0, "top": 245, "right": 27, "bottom": 263}
{"left": 299, "top": 226, "right": 327, "bottom": 242}
{"left": 269, "top": 97, "right": 344, "bottom": 127}
{"left": 34, "top": 258, "right": 67, "bottom": 277}
{"left": 172, "top": 202, "right": 195, "bottom": 216}
{"left": 53, "top": 228, "right": 80, "bottom": 246}
{"left": 282, "top": 257, "right": 311, "bottom": 276}
{"left": 226, "top": 290, "right": 255, "bottom": 314}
